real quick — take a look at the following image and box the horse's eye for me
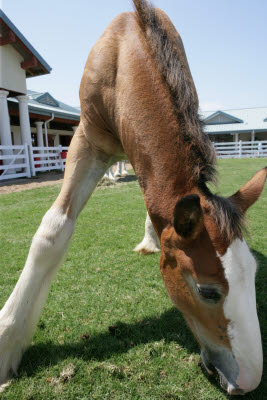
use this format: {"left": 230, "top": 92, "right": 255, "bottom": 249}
{"left": 196, "top": 285, "right": 222, "bottom": 303}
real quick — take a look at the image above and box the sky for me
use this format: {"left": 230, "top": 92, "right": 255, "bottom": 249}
{"left": 1, "top": 0, "right": 267, "bottom": 111}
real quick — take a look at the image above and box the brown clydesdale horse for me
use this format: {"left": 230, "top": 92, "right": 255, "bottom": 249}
{"left": 0, "top": 0, "right": 266, "bottom": 394}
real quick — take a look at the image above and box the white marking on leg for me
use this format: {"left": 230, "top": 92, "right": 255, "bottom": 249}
{"left": 134, "top": 212, "right": 161, "bottom": 254}
{"left": 0, "top": 156, "right": 108, "bottom": 384}
{"left": 121, "top": 161, "right": 128, "bottom": 177}
{"left": 0, "top": 207, "right": 74, "bottom": 383}
{"left": 107, "top": 166, "right": 115, "bottom": 180}
{"left": 220, "top": 239, "right": 263, "bottom": 392}
{"left": 114, "top": 162, "right": 122, "bottom": 178}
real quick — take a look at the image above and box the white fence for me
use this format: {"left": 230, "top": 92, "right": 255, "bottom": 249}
{"left": 0, "top": 144, "right": 31, "bottom": 181}
{"left": 0, "top": 141, "right": 267, "bottom": 182}
{"left": 29, "top": 145, "right": 68, "bottom": 176}
{"left": 213, "top": 140, "right": 267, "bottom": 159}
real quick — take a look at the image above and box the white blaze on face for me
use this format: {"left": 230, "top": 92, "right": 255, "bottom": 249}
{"left": 220, "top": 238, "right": 263, "bottom": 392}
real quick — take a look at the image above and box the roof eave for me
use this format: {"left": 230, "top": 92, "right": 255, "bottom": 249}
{"left": 0, "top": 10, "right": 52, "bottom": 77}
{"left": 28, "top": 105, "right": 80, "bottom": 121}
{"left": 204, "top": 110, "right": 244, "bottom": 124}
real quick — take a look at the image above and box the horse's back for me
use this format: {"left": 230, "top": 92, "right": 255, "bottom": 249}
{"left": 78, "top": 8, "right": 192, "bottom": 158}
{"left": 79, "top": 12, "right": 136, "bottom": 156}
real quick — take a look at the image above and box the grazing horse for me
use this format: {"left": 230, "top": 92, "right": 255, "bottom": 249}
{"left": 0, "top": 0, "right": 266, "bottom": 394}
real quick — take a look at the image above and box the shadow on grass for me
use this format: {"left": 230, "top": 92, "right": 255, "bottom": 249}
{"left": 116, "top": 175, "right": 138, "bottom": 183}
{"left": 18, "top": 248, "right": 266, "bottom": 398}
{"left": 253, "top": 249, "right": 267, "bottom": 325}
{"left": 246, "top": 248, "right": 267, "bottom": 399}
{"left": 21, "top": 307, "right": 197, "bottom": 375}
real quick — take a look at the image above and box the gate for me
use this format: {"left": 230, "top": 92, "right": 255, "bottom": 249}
{"left": 0, "top": 144, "right": 31, "bottom": 181}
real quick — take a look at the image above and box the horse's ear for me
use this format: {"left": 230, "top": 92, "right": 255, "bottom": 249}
{"left": 229, "top": 167, "right": 267, "bottom": 213}
{"left": 173, "top": 194, "right": 203, "bottom": 239}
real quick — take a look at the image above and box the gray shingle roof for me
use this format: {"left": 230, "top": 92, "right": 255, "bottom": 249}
{"left": 201, "top": 107, "right": 267, "bottom": 134}
{"left": 8, "top": 90, "right": 80, "bottom": 121}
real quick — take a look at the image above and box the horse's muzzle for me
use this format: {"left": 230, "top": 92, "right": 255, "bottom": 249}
{"left": 201, "top": 348, "right": 245, "bottom": 395}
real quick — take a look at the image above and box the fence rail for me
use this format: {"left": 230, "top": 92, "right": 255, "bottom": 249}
{"left": 0, "top": 144, "right": 31, "bottom": 181}
{"left": 213, "top": 140, "right": 267, "bottom": 159}
{"left": 30, "top": 145, "right": 65, "bottom": 176}
{"left": 0, "top": 141, "right": 267, "bottom": 181}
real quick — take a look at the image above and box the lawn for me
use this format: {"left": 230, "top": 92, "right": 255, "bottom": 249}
{"left": 0, "top": 158, "right": 266, "bottom": 400}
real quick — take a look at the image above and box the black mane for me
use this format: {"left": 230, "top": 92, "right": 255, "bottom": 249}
{"left": 133, "top": 0, "right": 245, "bottom": 240}
{"left": 133, "top": 0, "right": 216, "bottom": 186}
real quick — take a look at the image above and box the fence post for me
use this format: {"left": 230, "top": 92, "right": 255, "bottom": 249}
{"left": 29, "top": 144, "right": 36, "bottom": 176}
{"left": 24, "top": 143, "right": 31, "bottom": 178}
{"left": 58, "top": 145, "right": 64, "bottom": 171}
{"left": 239, "top": 140, "right": 242, "bottom": 158}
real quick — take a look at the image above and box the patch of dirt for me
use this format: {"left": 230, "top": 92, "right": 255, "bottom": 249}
{"left": 0, "top": 163, "right": 135, "bottom": 194}
{"left": 60, "top": 363, "right": 76, "bottom": 382}
{"left": 47, "top": 363, "right": 76, "bottom": 393}
{"left": 0, "top": 380, "right": 12, "bottom": 393}
{"left": 0, "top": 171, "right": 64, "bottom": 194}
{"left": 88, "top": 362, "right": 133, "bottom": 379}
{"left": 80, "top": 332, "right": 90, "bottom": 340}
{"left": 97, "top": 176, "right": 117, "bottom": 187}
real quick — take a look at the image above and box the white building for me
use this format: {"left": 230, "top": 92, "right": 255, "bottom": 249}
{"left": 0, "top": 10, "right": 79, "bottom": 151}
{"left": 202, "top": 108, "right": 267, "bottom": 143}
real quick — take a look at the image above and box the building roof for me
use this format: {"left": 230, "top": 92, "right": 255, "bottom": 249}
{"left": 0, "top": 9, "right": 51, "bottom": 77}
{"left": 201, "top": 107, "right": 267, "bottom": 134}
{"left": 8, "top": 90, "right": 80, "bottom": 122}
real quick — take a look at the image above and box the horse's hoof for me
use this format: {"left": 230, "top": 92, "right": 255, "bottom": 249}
{"left": 134, "top": 240, "right": 160, "bottom": 254}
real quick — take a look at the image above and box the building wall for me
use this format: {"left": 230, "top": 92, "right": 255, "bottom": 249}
{"left": 0, "top": 45, "right": 27, "bottom": 94}
{"left": 10, "top": 125, "right": 22, "bottom": 145}
{"left": 11, "top": 125, "right": 74, "bottom": 146}
{"left": 209, "top": 131, "right": 267, "bottom": 142}
{"left": 46, "top": 129, "right": 73, "bottom": 147}
{"left": 255, "top": 131, "right": 267, "bottom": 140}
{"left": 236, "top": 132, "right": 267, "bottom": 141}
{"left": 239, "top": 133, "right": 252, "bottom": 141}
{"left": 209, "top": 134, "right": 233, "bottom": 142}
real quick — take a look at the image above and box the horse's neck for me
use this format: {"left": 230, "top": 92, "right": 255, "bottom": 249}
{"left": 133, "top": 151, "right": 197, "bottom": 235}
{"left": 121, "top": 112, "right": 197, "bottom": 234}
{"left": 115, "top": 44, "right": 198, "bottom": 235}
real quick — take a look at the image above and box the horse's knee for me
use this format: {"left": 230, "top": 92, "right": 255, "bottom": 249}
{"left": 30, "top": 207, "right": 74, "bottom": 265}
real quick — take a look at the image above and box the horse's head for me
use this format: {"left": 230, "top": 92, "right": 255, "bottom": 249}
{"left": 160, "top": 168, "right": 266, "bottom": 395}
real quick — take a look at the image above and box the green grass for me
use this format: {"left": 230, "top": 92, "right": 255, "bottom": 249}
{"left": 0, "top": 158, "right": 266, "bottom": 400}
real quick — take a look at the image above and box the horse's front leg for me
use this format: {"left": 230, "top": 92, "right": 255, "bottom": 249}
{"left": 134, "top": 212, "right": 161, "bottom": 254}
{"left": 0, "top": 127, "right": 111, "bottom": 384}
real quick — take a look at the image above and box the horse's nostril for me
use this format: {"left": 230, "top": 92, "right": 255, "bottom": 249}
{"left": 227, "top": 387, "right": 245, "bottom": 395}
{"left": 201, "top": 359, "right": 215, "bottom": 375}
{"left": 219, "top": 373, "right": 228, "bottom": 391}
{"left": 201, "top": 349, "right": 215, "bottom": 375}
{"left": 220, "top": 376, "right": 245, "bottom": 395}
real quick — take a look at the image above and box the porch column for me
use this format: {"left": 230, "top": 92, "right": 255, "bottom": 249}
{"left": 0, "top": 90, "right": 14, "bottom": 173}
{"left": 0, "top": 90, "right": 12, "bottom": 146}
{"left": 17, "top": 95, "right": 32, "bottom": 145}
{"left": 35, "top": 121, "right": 44, "bottom": 147}
{"left": 233, "top": 133, "right": 239, "bottom": 142}
{"left": 72, "top": 126, "right": 78, "bottom": 134}
{"left": 251, "top": 130, "right": 255, "bottom": 142}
